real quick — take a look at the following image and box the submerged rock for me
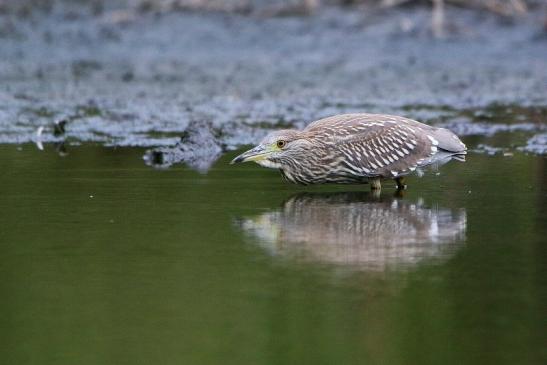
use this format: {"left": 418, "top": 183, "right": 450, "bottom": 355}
{"left": 143, "top": 121, "right": 222, "bottom": 172}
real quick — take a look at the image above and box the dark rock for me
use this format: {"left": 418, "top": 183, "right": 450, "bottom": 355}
{"left": 143, "top": 121, "right": 223, "bottom": 171}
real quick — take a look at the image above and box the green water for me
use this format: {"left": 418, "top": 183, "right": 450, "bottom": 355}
{"left": 0, "top": 144, "right": 545, "bottom": 365}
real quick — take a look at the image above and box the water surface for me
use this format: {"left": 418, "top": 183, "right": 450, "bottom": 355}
{"left": 0, "top": 144, "right": 545, "bottom": 364}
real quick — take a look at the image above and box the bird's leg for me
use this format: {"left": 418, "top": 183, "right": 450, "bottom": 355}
{"left": 395, "top": 177, "right": 407, "bottom": 190}
{"left": 370, "top": 178, "right": 382, "bottom": 190}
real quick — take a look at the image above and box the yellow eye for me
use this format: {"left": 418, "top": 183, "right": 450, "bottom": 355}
{"left": 276, "top": 140, "right": 286, "bottom": 148}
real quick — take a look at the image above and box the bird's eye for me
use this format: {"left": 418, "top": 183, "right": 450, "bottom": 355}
{"left": 276, "top": 140, "right": 286, "bottom": 148}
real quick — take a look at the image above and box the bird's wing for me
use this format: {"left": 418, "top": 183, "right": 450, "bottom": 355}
{"left": 305, "top": 114, "right": 438, "bottom": 178}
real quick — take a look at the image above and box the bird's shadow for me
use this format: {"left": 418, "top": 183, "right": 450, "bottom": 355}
{"left": 235, "top": 190, "right": 467, "bottom": 271}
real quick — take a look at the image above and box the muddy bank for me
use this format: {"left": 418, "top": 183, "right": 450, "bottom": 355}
{"left": 0, "top": 3, "right": 546, "bottom": 167}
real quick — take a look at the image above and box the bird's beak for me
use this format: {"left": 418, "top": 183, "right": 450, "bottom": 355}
{"left": 230, "top": 145, "right": 270, "bottom": 164}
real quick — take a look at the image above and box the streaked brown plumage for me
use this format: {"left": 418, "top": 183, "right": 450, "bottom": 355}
{"left": 231, "top": 113, "right": 467, "bottom": 190}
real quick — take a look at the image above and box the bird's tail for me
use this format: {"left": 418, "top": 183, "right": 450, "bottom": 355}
{"left": 451, "top": 152, "right": 466, "bottom": 162}
{"left": 432, "top": 128, "right": 467, "bottom": 154}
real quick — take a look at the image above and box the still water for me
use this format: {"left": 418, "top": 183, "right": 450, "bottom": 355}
{"left": 0, "top": 144, "right": 545, "bottom": 364}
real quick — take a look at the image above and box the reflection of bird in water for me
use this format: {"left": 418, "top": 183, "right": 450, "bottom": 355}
{"left": 237, "top": 192, "right": 466, "bottom": 270}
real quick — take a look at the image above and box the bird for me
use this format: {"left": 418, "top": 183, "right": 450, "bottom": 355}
{"left": 231, "top": 113, "right": 466, "bottom": 190}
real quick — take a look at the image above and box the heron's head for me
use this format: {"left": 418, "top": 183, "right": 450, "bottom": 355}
{"left": 230, "top": 129, "right": 309, "bottom": 168}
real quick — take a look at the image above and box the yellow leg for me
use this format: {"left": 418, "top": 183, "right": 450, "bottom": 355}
{"left": 370, "top": 178, "right": 382, "bottom": 190}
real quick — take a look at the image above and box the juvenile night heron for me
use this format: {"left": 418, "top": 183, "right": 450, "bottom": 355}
{"left": 231, "top": 113, "right": 466, "bottom": 190}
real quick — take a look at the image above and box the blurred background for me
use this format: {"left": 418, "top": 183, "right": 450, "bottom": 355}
{"left": 0, "top": 2, "right": 546, "bottom": 365}
{"left": 0, "top": 0, "right": 546, "bottom": 164}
